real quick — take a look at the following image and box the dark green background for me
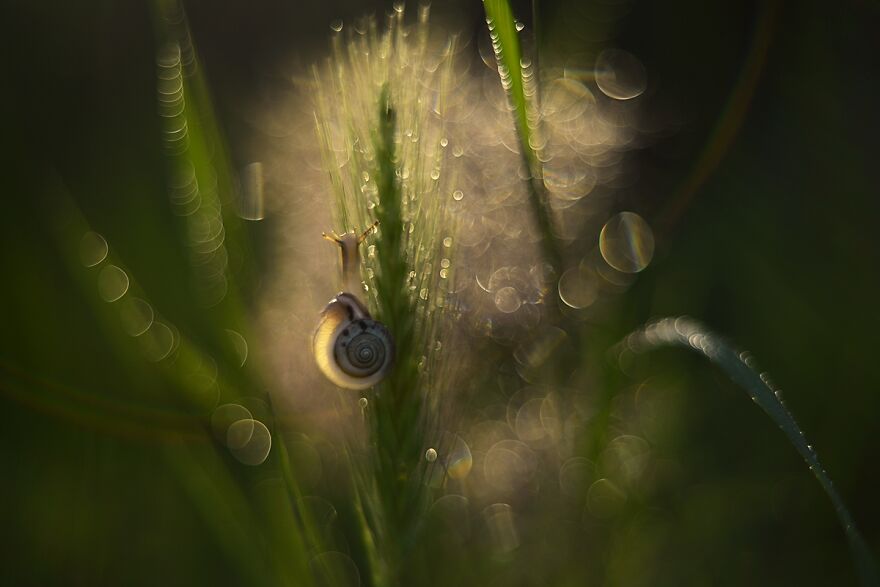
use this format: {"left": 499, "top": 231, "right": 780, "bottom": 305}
{"left": 3, "top": 0, "right": 878, "bottom": 584}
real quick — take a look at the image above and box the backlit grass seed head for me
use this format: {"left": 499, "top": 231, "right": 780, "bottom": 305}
{"left": 254, "top": 5, "right": 656, "bottom": 446}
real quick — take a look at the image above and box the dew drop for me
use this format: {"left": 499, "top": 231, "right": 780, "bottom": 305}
{"left": 494, "top": 286, "right": 522, "bottom": 313}
{"left": 445, "top": 435, "right": 473, "bottom": 479}
{"left": 586, "top": 478, "right": 626, "bottom": 518}
{"left": 227, "top": 418, "right": 255, "bottom": 450}
{"left": 558, "top": 266, "right": 598, "bottom": 309}
{"left": 595, "top": 49, "right": 647, "bottom": 100}
{"left": 237, "top": 162, "right": 264, "bottom": 221}
{"left": 225, "top": 329, "right": 249, "bottom": 367}
{"left": 119, "top": 297, "right": 154, "bottom": 337}
{"left": 80, "top": 232, "right": 108, "bottom": 267}
{"left": 599, "top": 212, "right": 655, "bottom": 273}
{"left": 211, "top": 403, "right": 253, "bottom": 445}
{"left": 140, "top": 321, "right": 175, "bottom": 362}
{"left": 97, "top": 265, "right": 130, "bottom": 302}
{"left": 482, "top": 503, "right": 519, "bottom": 553}
{"left": 425, "top": 448, "right": 438, "bottom": 462}
{"left": 229, "top": 419, "right": 272, "bottom": 466}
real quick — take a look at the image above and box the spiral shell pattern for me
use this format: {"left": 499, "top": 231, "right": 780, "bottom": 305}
{"left": 335, "top": 320, "right": 391, "bottom": 377}
{"left": 313, "top": 293, "right": 394, "bottom": 390}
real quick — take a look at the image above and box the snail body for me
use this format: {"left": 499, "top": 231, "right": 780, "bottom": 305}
{"left": 313, "top": 223, "right": 394, "bottom": 390}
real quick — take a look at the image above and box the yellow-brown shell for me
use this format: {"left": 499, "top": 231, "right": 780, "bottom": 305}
{"left": 313, "top": 293, "right": 394, "bottom": 390}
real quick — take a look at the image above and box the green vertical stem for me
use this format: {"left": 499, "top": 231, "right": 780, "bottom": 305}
{"left": 483, "top": 0, "right": 563, "bottom": 271}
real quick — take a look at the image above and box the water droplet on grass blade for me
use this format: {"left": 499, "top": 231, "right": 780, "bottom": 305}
{"left": 495, "top": 286, "right": 522, "bottom": 313}
{"left": 514, "top": 397, "right": 548, "bottom": 444}
{"left": 80, "top": 232, "right": 108, "bottom": 267}
{"left": 140, "top": 321, "right": 175, "bottom": 362}
{"left": 225, "top": 329, "right": 248, "bottom": 367}
{"left": 97, "top": 265, "right": 130, "bottom": 302}
{"left": 211, "top": 403, "right": 253, "bottom": 445}
{"left": 482, "top": 503, "right": 519, "bottom": 553}
{"left": 542, "top": 78, "right": 595, "bottom": 124}
{"left": 119, "top": 297, "right": 154, "bottom": 337}
{"left": 226, "top": 418, "right": 256, "bottom": 450}
{"left": 228, "top": 419, "right": 272, "bottom": 465}
{"left": 237, "top": 162, "right": 264, "bottom": 221}
{"left": 444, "top": 434, "right": 473, "bottom": 479}
{"left": 558, "top": 266, "right": 599, "bottom": 309}
{"left": 595, "top": 49, "right": 647, "bottom": 100}
{"left": 484, "top": 439, "right": 536, "bottom": 491}
{"left": 586, "top": 478, "right": 626, "bottom": 518}
{"left": 599, "top": 212, "right": 655, "bottom": 273}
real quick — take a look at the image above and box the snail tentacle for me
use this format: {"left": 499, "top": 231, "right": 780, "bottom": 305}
{"left": 312, "top": 227, "right": 395, "bottom": 390}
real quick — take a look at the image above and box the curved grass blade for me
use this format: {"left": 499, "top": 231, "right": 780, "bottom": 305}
{"left": 619, "top": 317, "right": 878, "bottom": 586}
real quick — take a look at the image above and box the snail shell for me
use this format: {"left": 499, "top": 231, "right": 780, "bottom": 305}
{"left": 313, "top": 292, "right": 394, "bottom": 390}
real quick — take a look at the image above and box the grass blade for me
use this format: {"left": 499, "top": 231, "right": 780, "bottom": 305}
{"left": 482, "top": 0, "right": 561, "bottom": 269}
{"left": 620, "top": 317, "right": 879, "bottom": 587}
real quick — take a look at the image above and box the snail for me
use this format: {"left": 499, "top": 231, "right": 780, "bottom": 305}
{"left": 313, "top": 222, "right": 394, "bottom": 390}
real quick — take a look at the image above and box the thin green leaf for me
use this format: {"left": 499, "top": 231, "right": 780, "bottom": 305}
{"left": 620, "top": 317, "right": 879, "bottom": 587}
{"left": 482, "top": 0, "right": 561, "bottom": 269}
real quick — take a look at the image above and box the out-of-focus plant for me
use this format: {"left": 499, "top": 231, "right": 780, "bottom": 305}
{"left": 50, "top": 0, "right": 877, "bottom": 586}
{"left": 311, "top": 8, "right": 465, "bottom": 583}
{"left": 485, "top": 0, "right": 876, "bottom": 584}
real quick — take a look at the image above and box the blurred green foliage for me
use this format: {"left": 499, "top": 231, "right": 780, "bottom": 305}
{"left": 3, "top": 0, "right": 880, "bottom": 585}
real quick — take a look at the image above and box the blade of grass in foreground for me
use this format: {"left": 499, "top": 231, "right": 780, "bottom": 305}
{"left": 50, "top": 189, "right": 316, "bottom": 586}
{"left": 482, "top": 0, "right": 561, "bottom": 270}
{"left": 620, "top": 317, "right": 879, "bottom": 587}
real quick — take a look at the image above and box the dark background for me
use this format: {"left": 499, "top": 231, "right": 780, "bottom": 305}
{"left": 3, "top": 0, "right": 879, "bottom": 584}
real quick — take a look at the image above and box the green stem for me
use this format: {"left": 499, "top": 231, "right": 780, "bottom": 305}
{"left": 483, "top": 0, "right": 563, "bottom": 271}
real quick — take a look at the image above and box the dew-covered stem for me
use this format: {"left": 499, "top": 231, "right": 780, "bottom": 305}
{"left": 620, "top": 317, "right": 879, "bottom": 587}
{"left": 482, "top": 0, "right": 563, "bottom": 271}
